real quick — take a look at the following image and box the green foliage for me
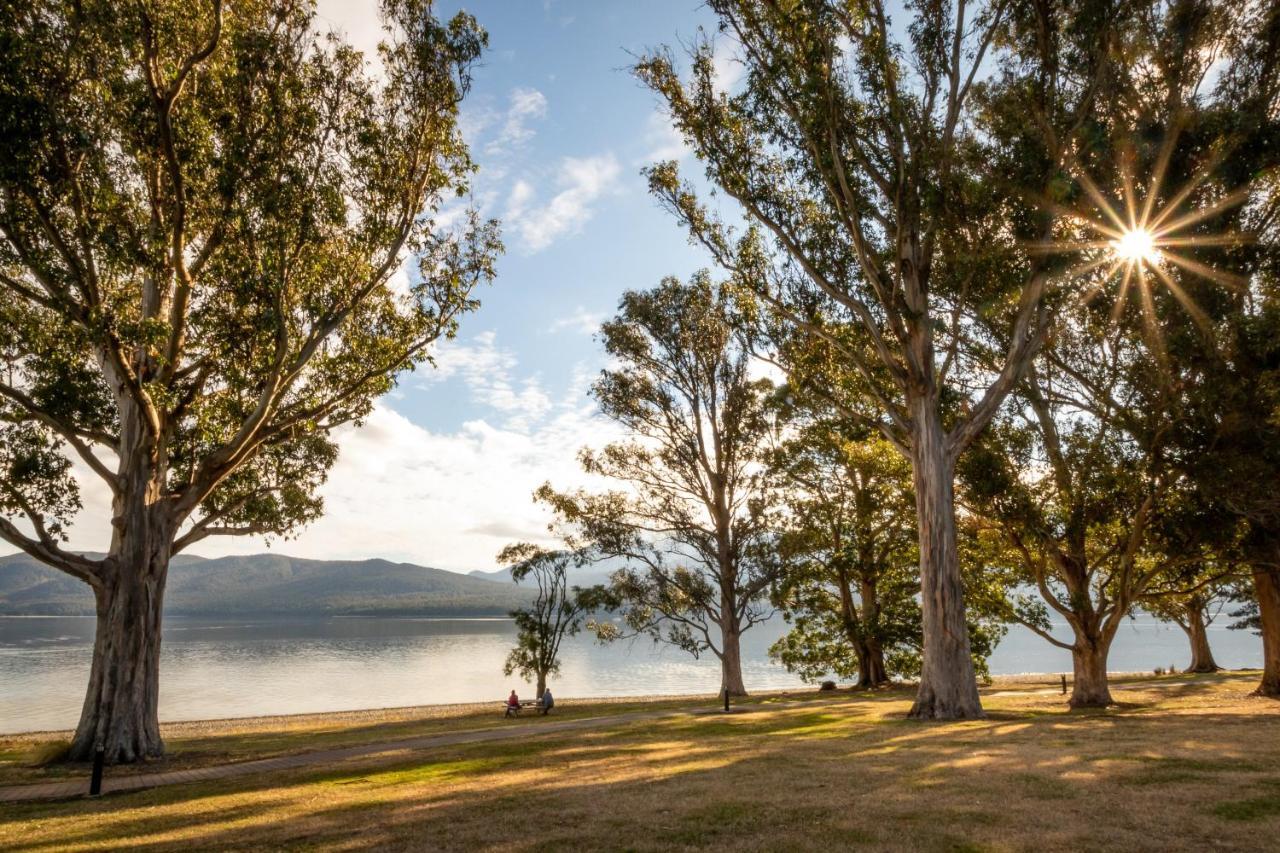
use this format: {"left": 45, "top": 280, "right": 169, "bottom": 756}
{"left": 957, "top": 1, "right": 1280, "bottom": 681}
{"left": 535, "top": 274, "right": 782, "bottom": 668}
{"left": 633, "top": 0, "right": 1121, "bottom": 458}
{"left": 633, "top": 0, "right": 1139, "bottom": 712}
{"left": 766, "top": 411, "right": 922, "bottom": 684}
{"left": 498, "top": 543, "right": 612, "bottom": 691}
{"left": 0, "top": 0, "right": 499, "bottom": 578}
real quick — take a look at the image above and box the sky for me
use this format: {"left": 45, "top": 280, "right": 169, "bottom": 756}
{"left": 60, "top": 0, "right": 744, "bottom": 572}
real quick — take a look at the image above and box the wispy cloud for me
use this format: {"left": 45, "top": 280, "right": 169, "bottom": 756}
{"left": 639, "top": 109, "right": 691, "bottom": 165}
{"left": 712, "top": 36, "right": 744, "bottom": 95}
{"left": 506, "top": 154, "right": 622, "bottom": 253}
{"left": 423, "top": 331, "right": 553, "bottom": 431}
{"left": 548, "top": 306, "right": 605, "bottom": 336}
{"left": 485, "top": 87, "right": 548, "bottom": 156}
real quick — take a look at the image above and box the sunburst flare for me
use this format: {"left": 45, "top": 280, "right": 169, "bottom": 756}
{"left": 1112, "top": 228, "right": 1159, "bottom": 265}
{"left": 1034, "top": 133, "right": 1254, "bottom": 358}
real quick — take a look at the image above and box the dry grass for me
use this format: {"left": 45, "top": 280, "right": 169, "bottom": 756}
{"left": 1, "top": 672, "right": 1277, "bottom": 852}
{"left": 0, "top": 693, "right": 730, "bottom": 787}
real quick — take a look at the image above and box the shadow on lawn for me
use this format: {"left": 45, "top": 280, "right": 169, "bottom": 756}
{"left": 0, "top": 692, "right": 866, "bottom": 787}
{"left": 4, "top": 681, "right": 1278, "bottom": 853}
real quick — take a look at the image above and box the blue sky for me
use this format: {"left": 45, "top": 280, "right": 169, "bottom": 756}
{"left": 67, "top": 1, "right": 744, "bottom": 572}
{"left": 393, "top": 0, "right": 722, "bottom": 435}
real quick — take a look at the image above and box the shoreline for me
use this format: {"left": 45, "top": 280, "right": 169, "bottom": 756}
{"left": 5, "top": 669, "right": 1258, "bottom": 740}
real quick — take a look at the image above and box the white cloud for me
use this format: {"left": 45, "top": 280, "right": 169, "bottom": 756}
{"left": 712, "top": 36, "right": 745, "bottom": 95}
{"left": 485, "top": 87, "right": 548, "bottom": 156}
{"left": 423, "top": 331, "right": 553, "bottom": 431}
{"left": 506, "top": 154, "right": 622, "bottom": 252}
{"left": 747, "top": 356, "right": 787, "bottom": 386}
{"left": 457, "top": 101, "right": 501, "bottom": 144}
{"left": 57, "top": 350, "right": 619, "bottom": 574}
{"left": 314, "top": 0, "right": 385, "bottom": 78}
{"left": 506, "top": 179, "right": 535, "bottom": 221}
{"left": 548, "top": 306, "right": 605, "bottom": 336}
{"left": 640, "top": 109, "right": 691, "bottom": 164}
{"left": 196, "top": 402, "right": 615, "bottom": 571}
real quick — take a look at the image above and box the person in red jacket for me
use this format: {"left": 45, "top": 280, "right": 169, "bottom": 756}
{"left": 505, "top": 689, "right": 521, "bottom": 717}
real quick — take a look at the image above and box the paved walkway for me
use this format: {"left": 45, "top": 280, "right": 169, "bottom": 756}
{"left": 0, "top": 708, "right": 691, "bottom": 805}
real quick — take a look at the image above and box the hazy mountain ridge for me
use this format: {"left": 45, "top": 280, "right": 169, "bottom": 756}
{"left": 0, "top": 552, "right": 533, "bottom": 616}
{"left": 467, "top": 555, "right": 625, "bottom": 589}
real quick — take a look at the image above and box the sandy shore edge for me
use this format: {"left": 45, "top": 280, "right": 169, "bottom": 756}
{"left": 7, "top": 670, "right": 1257, "bottom": 742}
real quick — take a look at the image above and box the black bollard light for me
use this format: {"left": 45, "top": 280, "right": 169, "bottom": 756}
{"left": 723, "top": 688, "right": 730, "bottom": 713}
{"left": 1061, "top": 674, "right": 1068, "bottom": 695}
{"left": 89, "top": 748, "right": 105, "bottom": 796}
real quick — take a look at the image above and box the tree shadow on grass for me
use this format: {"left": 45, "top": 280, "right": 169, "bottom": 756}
{"left": 4, "top": 695, "right": 1279, "bottom": 852}
{"left": 130, "top": 708, "right": 1278, "bottom": 852}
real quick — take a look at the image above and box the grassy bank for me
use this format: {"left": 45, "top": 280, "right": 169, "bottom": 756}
{"left": 1, "top": 672, "right": 1277, "bottom": 851}
{"left": 0, "top": 672, "right": 1185, "bottom": 787}
{"left": 0, "top": 693, "right": 726, "bottom": 787}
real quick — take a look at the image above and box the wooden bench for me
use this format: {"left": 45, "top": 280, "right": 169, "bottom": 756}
{"left": 502, "top": 700, "right": 551, "bottom": 718}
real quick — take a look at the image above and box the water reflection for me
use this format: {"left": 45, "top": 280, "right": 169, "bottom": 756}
{"left": 0, "top": 615, "right": 1263, "bottom": 734}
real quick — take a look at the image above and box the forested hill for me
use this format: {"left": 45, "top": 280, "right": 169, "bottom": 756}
{"left": 0, "top": 552, "right": 533, "bottom": 617}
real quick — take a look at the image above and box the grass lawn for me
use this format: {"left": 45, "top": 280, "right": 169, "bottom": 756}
{"left": 0, "top": 694, "right": 727, "bottom": 787}
{"left": 1, "top": 673, "right": 1277, "bottom": 852}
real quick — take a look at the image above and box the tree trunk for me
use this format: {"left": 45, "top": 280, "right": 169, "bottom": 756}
{"left": 859, "top": 636, "right": 889, "bottom": 688}
{"left": 1182, "top": 599, "right": 1220, "bottom": 674}
{"left": 536, "top": 671, "right": 548, "bottom": 700}
{"left": 1254, "top": 566, "right": 1280, "bottom": 698}
{"left": 857, "top": 578, "right": 889, "bottom": 687}
{"left": 907, "top": 404, "right": 984, "bottom": 720}
{"left": 69, "top": 522, "right": 171, "bottom": 763}
{"left": 69, "top": 402, "right": 173, "bottom": 764}
{"left": 1069, "top": 631, "right": 1114, "bottom": 708}
{"left": 720, "top": 620, "right": 747, "bottom": 696}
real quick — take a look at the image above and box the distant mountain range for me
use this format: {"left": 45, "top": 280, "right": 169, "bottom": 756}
{"left": 0, "top": 552, "right": 535, "bottom": 617}
{"left": 467, "top": 563, "right": 619, "bottom": 588}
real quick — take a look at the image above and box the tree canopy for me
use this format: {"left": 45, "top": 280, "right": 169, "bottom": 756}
{"left": 535, "top": 273, "right": 781, "bottom": 695}
{"left": 0, "top": 0, "right": 498, "bottom": 761}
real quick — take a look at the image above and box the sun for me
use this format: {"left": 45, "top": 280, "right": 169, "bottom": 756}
{"left": 1030, "top": 133, "right": 1255, "bottom": 365}
{"left": 1039, "top": 134, "right": 1252, "bottom": 335}
{"left": 1112, "top": 228, "right": 1159, "bottom": 266}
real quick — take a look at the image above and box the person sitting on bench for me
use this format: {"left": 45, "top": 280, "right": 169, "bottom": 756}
{"left": 505, "top": 689, "right": 521, "bottom": 717}
{"left": 539, "top": 687, "right": 554, "bottom": 715}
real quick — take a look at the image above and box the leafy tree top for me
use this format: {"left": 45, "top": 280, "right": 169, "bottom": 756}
{"left": 0, "top": 0, "right": 500, "bottom": 582}
{"left": 635, "top": 0, "right": 1120, "bottom": 457}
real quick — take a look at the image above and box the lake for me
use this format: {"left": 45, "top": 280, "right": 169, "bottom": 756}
{"left": 0, "top": 614, "right": 1264, "bottom": 734}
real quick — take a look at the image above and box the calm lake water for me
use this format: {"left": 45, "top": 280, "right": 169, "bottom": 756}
{"left": 0, "top": 614, "right": 1264, "bottom": 733}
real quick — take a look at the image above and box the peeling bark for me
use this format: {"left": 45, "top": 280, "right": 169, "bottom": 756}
{"left": 720, "top": 621, "right": 747, "bottom": 696}
{"left": 69, "top": 553, "right": 168, "bottom": 763}
{"left": 69, "top": 407, "right": 172, "bottom": 763}
{"left": 908, "top": 404, "right": 984, "bottom": 720}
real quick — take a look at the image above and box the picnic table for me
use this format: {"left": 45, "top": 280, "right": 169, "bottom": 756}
{"left": 502, "top": 699, "right": 551, "bottom": 717}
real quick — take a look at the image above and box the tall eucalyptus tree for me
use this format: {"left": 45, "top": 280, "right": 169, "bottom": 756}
{"left": 0, "top": 0, "right": 498, "bottom": 761}
{"left": 535, "top": 274, "right": 781, "bottom": 696}
{"left": 636, "top": 0, "right": 1117, "bottom": 717}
